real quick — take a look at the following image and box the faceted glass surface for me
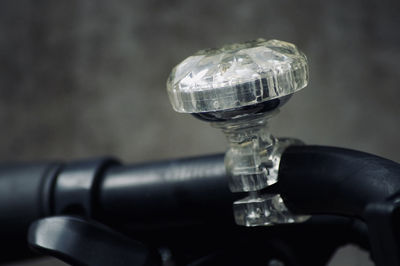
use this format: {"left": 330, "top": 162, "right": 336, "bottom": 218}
{"left": 233, "top": 193, "right": 310, "bottom": 226}
{"left": 167, "top": 39, "right": 308, "bottom": 113}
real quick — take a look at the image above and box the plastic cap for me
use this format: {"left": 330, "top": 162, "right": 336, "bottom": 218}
{"left": 167, "top": 39, "right": 308, "bottom": 113}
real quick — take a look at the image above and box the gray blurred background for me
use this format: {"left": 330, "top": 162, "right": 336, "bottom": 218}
{"left": 1, "top": 0, "right": 399, "bottom": 265}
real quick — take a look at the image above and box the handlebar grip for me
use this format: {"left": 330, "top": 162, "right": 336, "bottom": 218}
{"left": 278, "top": 145, "right": 400, "bottom": 266}
{"left": 97, "top": 154, "right": 238, "bottom": 228}
{"left": 0, "top": 162, "right": 61, "bottom": 261}
{"left": 278, "top": 145, "right": 400, "bottom": 217}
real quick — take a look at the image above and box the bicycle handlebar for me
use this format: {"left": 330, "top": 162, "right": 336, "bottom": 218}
{"left": 98, "top": 154, "right": 236, "bottom": 228}
{"left": 279, "top": 145, "right": 400, "bottom": 217}
{"left": 0, "top": 145, "right": 400, "bottom": 264}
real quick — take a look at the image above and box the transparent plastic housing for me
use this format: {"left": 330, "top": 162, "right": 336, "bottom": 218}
{"left": 213, "top": 113, "right": 290, "bottom": 192}
{"left": 167, "top": 39, "right": 308, "bottom": 113}
{"left": 166, "top": 38, "right": 310, "bottom": 227}
{"left": 214, "top": 115, "right": 311, "bottom": 226}
{"left": 233, "top": 193, "right": 310, "bottom": 226}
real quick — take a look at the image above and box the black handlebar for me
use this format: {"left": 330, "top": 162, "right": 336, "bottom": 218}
{"left": 98, "top": 154, "right": 236, "bottom": 228}
{"left": 279, "top": 145, "right": 400, "bottom": 266}
{"left": 0, "top": 162, "right": 60, "bottom": 261}
{"left": 279, "top": 145, "right": 400, "bottom": 217}
{"left": 1, "top": 145, "right": 400, "bottom": 265}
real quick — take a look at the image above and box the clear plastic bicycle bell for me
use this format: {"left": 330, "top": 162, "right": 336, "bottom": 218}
{"left": 167, "top": 39, "right": 310, "bottom": 226}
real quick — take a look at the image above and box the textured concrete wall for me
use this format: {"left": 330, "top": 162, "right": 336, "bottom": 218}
{"left": 1, "top": 0, "right": 399, "bottom": 265}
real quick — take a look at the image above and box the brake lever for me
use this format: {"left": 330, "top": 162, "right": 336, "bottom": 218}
{"left": 28, "top": 216, "right": 161, "bottom": 266}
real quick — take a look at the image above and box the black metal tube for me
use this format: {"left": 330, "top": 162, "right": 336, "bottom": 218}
{"left": 96, "top": 146, "right": 400, "bottom": 226}
{"left": 96, "top": 154, "right": 238, "bottom": 228}
{"left": 0, "top": 162, "right": 61, "bottom": 261}
{"left": 1, "top": 146, "right": 400, "bottom": 262}
{"left": 278, "top": 145, "right": 400, "bottom": 217}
